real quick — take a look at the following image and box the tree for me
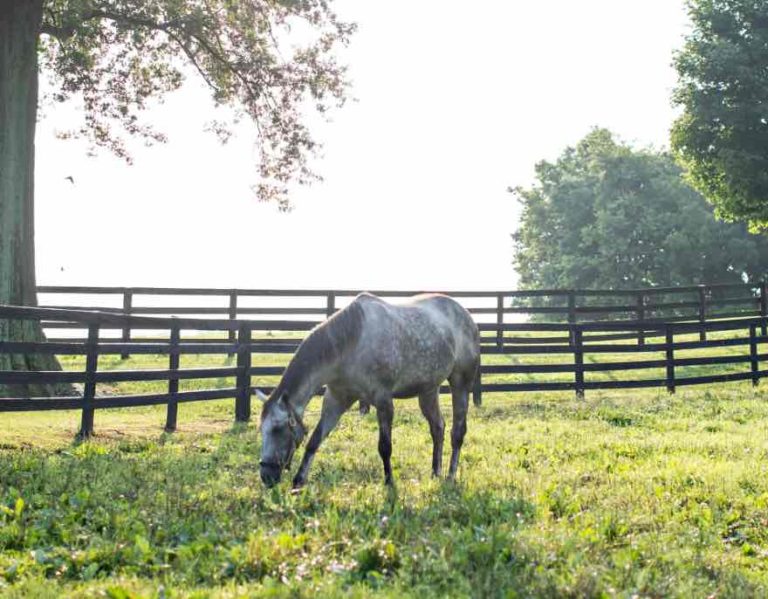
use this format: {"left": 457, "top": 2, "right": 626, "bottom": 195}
{"left": 512, "top": 129, "right": 768, "bottom": 296}
{"left": 671, "top": 0, "right": 768, "bottom": 230}
{"left": 0, "top": 0, "right": 354, "bottom": 396}
{"left": 0, "top": 0, "right": 354, "bottom": 393}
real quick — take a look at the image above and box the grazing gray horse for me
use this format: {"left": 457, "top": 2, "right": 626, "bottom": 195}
{"left": 257, "top": 292, "right": 481, "bottom": 488}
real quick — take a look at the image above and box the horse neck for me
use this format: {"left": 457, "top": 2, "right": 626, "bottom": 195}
{"left": 281, "top": 352, "right": 338, "bottom": 417}
{"left": 281, "top": 303, "right": 361, "bottom": 415}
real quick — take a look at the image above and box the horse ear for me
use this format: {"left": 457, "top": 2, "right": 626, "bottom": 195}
{"left": 255, "top": 389, "right": 268, "bottom": 403}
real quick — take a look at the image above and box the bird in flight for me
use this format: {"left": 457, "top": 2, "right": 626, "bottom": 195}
{"left": 64, "top": 176, "right": 74, "bottom": 184}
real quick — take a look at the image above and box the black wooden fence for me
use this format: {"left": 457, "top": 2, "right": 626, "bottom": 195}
{"left": 35, "top": 282, "right": 768, "bottom": 335}
{"left": 2, "top": 283, "right": 768, "bottom": 438}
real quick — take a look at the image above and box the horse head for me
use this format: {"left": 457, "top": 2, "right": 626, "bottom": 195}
{"left": 257, "top": 389, "right": 307, "bottom": 487}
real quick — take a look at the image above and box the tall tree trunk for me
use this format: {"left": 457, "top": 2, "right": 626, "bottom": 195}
{"left": 0, "top": 0, "right": 71, "bottom": 398}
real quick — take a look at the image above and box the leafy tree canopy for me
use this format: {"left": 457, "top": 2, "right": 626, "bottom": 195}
{"left": 0, "top": 0, "right": 353, "bottom": 395}
{"left": 671, "top": 0, "right": 768, "bottom": 230}
{"left": 37, "top": 0, "right": 355, "bottom": 208}
{"left": 512, "top": 129, "right": 768, "bottom": 291}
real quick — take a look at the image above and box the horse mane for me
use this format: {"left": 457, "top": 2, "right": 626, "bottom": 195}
{"left": 270, "top": 297, "right": 366, "bottom": 400}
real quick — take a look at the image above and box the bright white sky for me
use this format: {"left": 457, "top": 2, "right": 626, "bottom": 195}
{"left": 34, "top": 0, "right": 690, "bottom": 293}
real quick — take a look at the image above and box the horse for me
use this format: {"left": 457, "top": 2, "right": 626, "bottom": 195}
{"left": 256, "top": 292, "right": 481, "bottom": 488}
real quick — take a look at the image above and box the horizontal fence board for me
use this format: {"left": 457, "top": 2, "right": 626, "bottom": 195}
{"left": 674, "top": 370, "right": 768, "bottom": 387}
{"left": 714, "top": 297, "right": 761, "bottom": 306}
{"left": 585, "top": 359, "right": 666, "bottom": 372}
{"left": 0, "top": 341, "right": 89, "bottom": 355}
{"left": 583, "top": 378, "right": 667, "bottom": 390}
{"left": 0, "top": 397, "right": 85, "bottom": 411}
{"left": 95, "top": 388, "right": 239, "bottom": 408}
{"left": 0, "top": 370, "right": 87, "bottom": 384}
{"left": 481, "top": 364, "right": 577, "bottom": 374}
{"left": 504, "top": 307, "right": 570, "bottom": 314}
{"left": 36, "top": 283, "right": 762, "bottom": 301}
{"left": 644, "top": 300, "right": 700, "bottom": 310}
{"left": 94, "top": 367, "right": 240, "bottom": 383}
{"left": 483, "top": 345, "right": 575, "bottom": 355}
{"left": 704, "top": 310, "right": 761, "bottom": 320}
{"left": 574, "top": 305, "right": 638, "bottom": 314}
{"left": 0, "top": 388, "right": 240, "bottom": 413}
{"left": 482, "top": 382, "right": 577, "bottom": 392}
{"left": 96, "top": 342, "right": 238, "bottom": 355}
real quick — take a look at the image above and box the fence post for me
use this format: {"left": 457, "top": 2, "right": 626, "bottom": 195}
{"left": 235, "top": 323, "right": 252, "bottom": 423}
{"left": 228, "top": 291, "right": 238, "bottom": 356}
{"left": 636, "top": 292, "right": 645, "bottom": 347}
{"left": 567, "top": 291, "right": 576, "bottom": 345}
{"left": 698, "top": 286, "right": 707, "bottom": 342}
{"left": 121, "top": 291, "right": 132, "bottom": 360}
{"left": 165, "top": 320, "right": 180, "bottom": 432}
{"left": 665, "top": 324, "right": 676, "bottom": 394}
{"left": 573, "top": 325, "right": 584, "bottom": 400}
{"left": 760, "top": 280, "right": 768, "bottom": 337}
{"left": 77, "top": 323, "right": 99, "bottom": 440}
{"left": 496, "top": 293, "right": 504, "bottom": 350}
{"left": 473, "top": 369, "right": 483, "bottom": 407}
{"left": 326, "top": 291, "right": 336, "bottom": 318}
{"left": 750, "top": 323, "right": 760, "bottom": 387}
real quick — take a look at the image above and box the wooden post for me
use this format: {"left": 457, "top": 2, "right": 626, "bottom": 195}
{"left": 698, "top": 286, "right": 707, "bottom": 342}
{"left": 750, "top": 323, "right": 759, "bottom": 387}
{"left": 760, "top": 280, "right": 767, "bottom": 337}
{"left": 227, "top": 291, "right": 238, "bottom": 355}
{"left": 567, "top": 292, "right": 576, "bottom": 345}
{"left": 472, "top": 370, "right": 483, "bottom": 407}
{"left": 78, "top": 323, "right": 99, "bottom": 439}
{"left": 496, "top": 293, "right": 504, "bottom": 349}
{"left": 666, "top": 324, "right": 676, "bottom": 394}
{"left": 121, "top": 291, "right": 132, "bottom": 360}
{"left": 636, "top": 292, "right": 645, "bottom": 347}
{"left": 326, "top": 291, "right": 336, "bottom": 318}
{"left": 165, "top": 320, "right": 180, "bottom": 432}
{"left": 573, "top": 326, "right": 584, "bottom": 400}
{"left": 235, "top": 323, "right": 252, "bottom": 423}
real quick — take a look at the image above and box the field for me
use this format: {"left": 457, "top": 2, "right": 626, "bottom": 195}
{"left": 3, "top": 342, "right": 768, "bottom": 597}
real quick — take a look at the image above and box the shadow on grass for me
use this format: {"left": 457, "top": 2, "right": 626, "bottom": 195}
{"left": 226, "top": 421, "right": 251, "bottom": 436}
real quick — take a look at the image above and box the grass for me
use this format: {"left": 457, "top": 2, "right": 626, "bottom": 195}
{"left": 3, "top": 334, "right": 768, "bottom": 597}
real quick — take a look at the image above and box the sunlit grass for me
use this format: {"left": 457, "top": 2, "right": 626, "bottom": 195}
{"left": 3, "top": 330, "right": 768, "bottom": 597}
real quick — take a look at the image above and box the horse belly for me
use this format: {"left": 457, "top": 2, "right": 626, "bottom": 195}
{"left": 391, "top": 358, "right": 453, "bottom": 398}
{"left": 391, "top": 381, "right": 440, "bottom": 399}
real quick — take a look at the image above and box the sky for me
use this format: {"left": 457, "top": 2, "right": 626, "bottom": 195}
{"left": 34, "top": 0, "right": 691, "bottom": 294}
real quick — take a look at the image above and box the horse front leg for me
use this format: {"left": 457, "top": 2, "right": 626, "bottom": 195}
{"left": 292, "top": 389, "right": 351, "bottom": 489}
{"left": 374, "top": 396, "right": 395, "bottom": 485}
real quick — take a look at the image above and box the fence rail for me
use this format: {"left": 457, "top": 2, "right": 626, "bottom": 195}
{"left": 35, "top": 281, "right": 768, "bottom": 329}
{"left": 3, "top": 283, "right": 768, "bottom": 438}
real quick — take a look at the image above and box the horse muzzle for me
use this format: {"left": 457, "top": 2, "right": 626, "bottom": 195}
{"left": 260, "top": 462, "right": 282, "bottom": 487}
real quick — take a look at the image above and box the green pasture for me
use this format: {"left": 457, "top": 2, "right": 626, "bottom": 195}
{"left": 2, "top": 335, "right": 768, "bottom": 597}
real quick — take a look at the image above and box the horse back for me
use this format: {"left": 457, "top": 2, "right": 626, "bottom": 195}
{"left": 343, "top": 293, "right": 479, "bottom": 395}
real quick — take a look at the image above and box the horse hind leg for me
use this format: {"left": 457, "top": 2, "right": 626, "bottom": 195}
{"left": 448, "top": 379, "right": 470, "bottom": 480}
{"left": 418, "top": 387, "right": 444, "bottom": 477}
{"left": 374, "top": 395, "right": 395, "bottom": 486}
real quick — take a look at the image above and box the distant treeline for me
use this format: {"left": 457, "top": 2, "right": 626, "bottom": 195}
{"left": 511, "top": 129, "right": 768, "bottom": 303}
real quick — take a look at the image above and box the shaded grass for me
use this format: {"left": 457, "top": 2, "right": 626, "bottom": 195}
{"left": 3, "top": 385, "right": 768, "bottom": 597}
